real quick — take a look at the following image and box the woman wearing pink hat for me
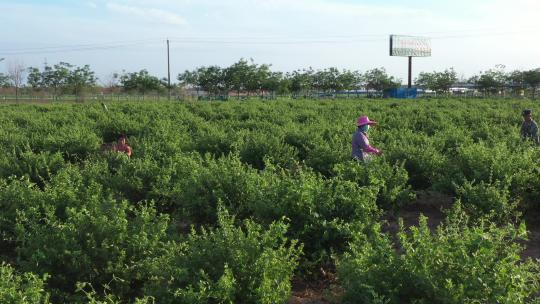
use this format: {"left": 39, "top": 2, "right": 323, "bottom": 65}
{"left": 352, "top": 115, "right": 382, "bottom": 162}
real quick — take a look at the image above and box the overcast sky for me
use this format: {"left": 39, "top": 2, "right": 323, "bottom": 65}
{"left": 1, "top": 0, "right": 539, "bottom": 84}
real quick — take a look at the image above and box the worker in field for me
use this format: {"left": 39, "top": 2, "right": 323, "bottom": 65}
{"left": 114, "top": 134, "right": 133, "bottom": 158}
{"left": 520, "top": 109, "right": 539, "bottom": 145}
{"left": 102, "top": 134, "right": 133, "bottom": 158}
{"left": 352, "top": 115, "right": 382, "bottom": 162}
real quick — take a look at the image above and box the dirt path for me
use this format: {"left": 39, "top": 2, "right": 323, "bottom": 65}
{"left": 522, "top": 208, "right": 540, "bottom": 259}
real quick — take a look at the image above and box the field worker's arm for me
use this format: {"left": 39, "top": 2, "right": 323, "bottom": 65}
{"left": 360, "top": 134, "right": 380, "bottom": 154}
{"left": 363, "top": 145, "right": 380, "bottom": 154}
{"left": 533, "top": 123, "right": 539, "bottom": 144}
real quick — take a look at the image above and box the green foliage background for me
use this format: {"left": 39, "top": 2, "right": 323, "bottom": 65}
{"left": 0, "top": 98, "right": 539, "bottom": 302}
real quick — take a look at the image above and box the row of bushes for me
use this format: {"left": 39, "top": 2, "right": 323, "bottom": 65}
{"left": 0, "top": 99, "right": 539, "bottom": 302}
{"left": 0, "top": 171, "right": 301, "bottom": 302}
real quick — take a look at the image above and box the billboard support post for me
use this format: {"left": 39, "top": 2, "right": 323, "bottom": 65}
{"left": 408, "top": 56, "right": 412, "bottom": 89}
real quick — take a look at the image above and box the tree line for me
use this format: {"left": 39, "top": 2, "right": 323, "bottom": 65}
{"left": 0, "top": 59, "right": 539, "bottom": 99}
{"left": 416, "top": 65, "right": 540, "bottom": 97}
{"left": 176, "top": 59, "right": 400, "bottom": 98}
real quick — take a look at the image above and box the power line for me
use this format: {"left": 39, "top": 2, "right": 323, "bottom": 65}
{"left": 167, "top": 37, "right": 387, "bottom": 45}
{"left": 0, "top": 41, "right": 164, "bottom": 56}
{"left": 2, "top": 26, "right": 540, "bottom": 56}
{"left": 0, "top": 38, "right": 163, "bottom": 52}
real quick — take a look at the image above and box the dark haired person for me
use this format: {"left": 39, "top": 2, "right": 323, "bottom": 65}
{"left": 113, "top": 134, "right": 133, "bottom": 158}
{"left": 352, "top": 115, "right": 382, "bottom": 162}
{"left": 521, "top": 109, "right": 539, "bottom": 145}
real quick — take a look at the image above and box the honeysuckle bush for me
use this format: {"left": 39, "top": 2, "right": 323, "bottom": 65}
{"left": 142, "top": 207, "right": 302, "bottom": 304}
{"left": 8, "top": 169, "right": 170, "bottom": 302}
{"left": 0, "top": 263, "right": 50, "bottom": 304}
{"left": 454, "top": 179, "right": 520, "bottom": 223}
{"left": 333, "top": 158, "right": 415, "bottom": 210}
{"left": 0, "top": 169, "right": 301, "bottom": 303}
{"left": 338, "top": 203, "right": 540, "bottom": 304}
{"left": 147, "top": 154, "right": 381, "bottom": 265}
{"left": 1, "top": 98, "right": 540, "bottom": 301}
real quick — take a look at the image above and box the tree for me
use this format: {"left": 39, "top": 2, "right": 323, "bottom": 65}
{"left": 507, "top": 70, "right": 525, "bottom": 96}
{"left": 472, "top": 65, "right": 506, "bottom": 96}
{"left": 363, "top": 68, "right": 400, "bottom": 92}
{"left": 523, "top": 68, "right": 540, "bottom": 98}
{"left": 44, "top": 62, "right": 71, "bottom": 99}
{"left": 27, "top": 67, "right": 43, "bottom": 89}
{"left": 224, "top": 58, "right": 251, "bottom": 98}
{"left": 27, "top": 62, "right": 97, "bottom": 99}
{"left": 197, "top": 66, "right": 225, "bottom": 97}
{"left": 7, "top": 60, "right": 26, "bottom": 101}
{"left": 338, "top": 70, "right": 362, "bottom": 97}
{"left": 415, "top": 68, "right": 457, "bottom": 94}
{"left": 261, "top": 71, "right": 284, "bottom": 98}
{"left": 68, "top": 65, "right": 97, "bottom": 99}
{"left": 276, "top": 75, "right": 291, "bottom": 96}
{"left": 0, "top": 73, "right": 10, "bottom": 88}
{"left": 120, "top": 70, "right": 164, "bottom": 96}
{"left": 177, "top": 70, "right": 201, "bottom": 96}
{"left": 289, "top": 68, "right": 314, "bottom": 97}
{"left": 313, "top": 67, "right": 342, "bottom": 95}
{"left": 248, "top": 63, "right": 271, "bottom": 97}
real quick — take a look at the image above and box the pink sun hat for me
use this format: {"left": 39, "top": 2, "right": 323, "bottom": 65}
{"left": 356, "top": 115, "right": 377, "bottom": 127}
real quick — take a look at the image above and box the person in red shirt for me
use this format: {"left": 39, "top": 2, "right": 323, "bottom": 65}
{"left": 113, "top": 134, "right": 132, "bottom": 158}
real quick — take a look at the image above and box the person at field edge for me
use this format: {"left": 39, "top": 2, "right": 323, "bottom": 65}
{"left": 114, "top": 134, "right": 133, "bottom": 158}
{"left": 520, "top": 109, "right": 539, "bottom": 145}
{"left": 352, "top": 115, "right": 382, "bottom": 162}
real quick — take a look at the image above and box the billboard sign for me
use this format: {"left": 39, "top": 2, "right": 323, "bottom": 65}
{"left": 390, "top": 35, "right": 431, "bottom": 57}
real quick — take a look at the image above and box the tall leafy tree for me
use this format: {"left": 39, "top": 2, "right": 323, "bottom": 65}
{"left": 44, "top": 63, "right": 71, "bottom": 98}
{"left": 262, "top": 71, "right": 285, "bottom": 98}
{"left": 0, "top": 73, "right": 10, "bottom": 88}
{"left": 197, "top": 66, "right": 225, "bottom": 96}
{"left": 26, "top": 67, "right": 43, "bottom": 89}
{"left": 27, "top": 62, "right": 97, "bottom": 99}
{"left": 364, "top": 68, "right": 401, "bottom": 92}
{"left": 507, "top": 70, "right": 525, "bottom": 96}
{"left": 120, "top": 69, "right": 164, "bottom": 96}
{"left": 68, "top": 65, "right": 97, "bottom": 98}
{"left": 338, "top": 69, "right": 362, "bottom": 97}
{"left": 415, "top": 68, "right": 457, "bottom": 94}
{"left": 471, "top": 65, "right": 507, "bottom": 96}
{"left": 523, "top": 68, "right": 540, "bottom": 98}
{"left": 249, "top": 63, "right": 271, "bottom": 97}
{"left": 177, "top": 70, "right": 201, "bottom": 96}
{"left": 224, "top": 58, "right": 251, "bottom": 98}
{"left": 290, "top": 68, "right": 314, "bottom": 97}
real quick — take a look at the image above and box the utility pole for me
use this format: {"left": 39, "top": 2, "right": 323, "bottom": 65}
{"left": 167, "top": 39, "right": 171, "bottom": 100}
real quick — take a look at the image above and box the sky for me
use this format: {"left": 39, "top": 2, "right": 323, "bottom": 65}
{"left": 1, "top": 0, "right": 539, "bottom": 84}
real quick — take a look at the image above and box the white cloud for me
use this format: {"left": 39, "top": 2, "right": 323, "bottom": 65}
{"left": 106, "top": 2, "right": 188, "bottom": 26}
{"left": 86, "top": 2, "right": 98, "bottom": 9}
{"left": 254, "top": 0, "right": 431, "bottom": 18}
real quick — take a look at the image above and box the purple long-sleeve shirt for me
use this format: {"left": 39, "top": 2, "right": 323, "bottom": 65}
{"left": 352, "top": 129, "right": 380, "bottom": 161}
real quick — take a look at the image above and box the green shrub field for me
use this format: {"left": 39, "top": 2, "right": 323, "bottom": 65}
{"left": 0, "top": 98, "right": 539, "bottom": 303}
